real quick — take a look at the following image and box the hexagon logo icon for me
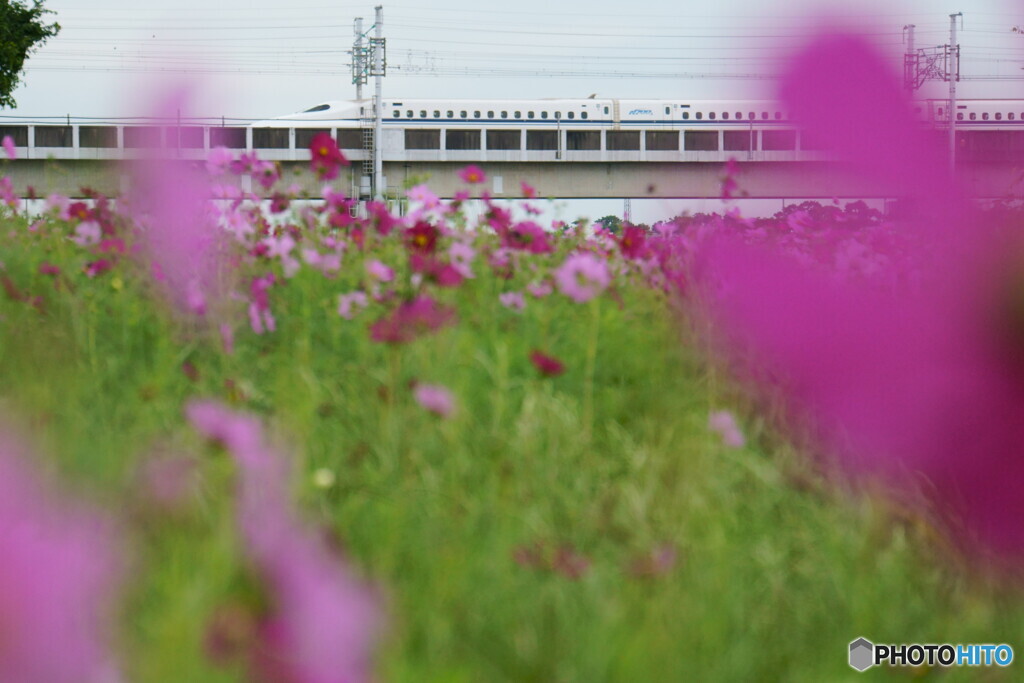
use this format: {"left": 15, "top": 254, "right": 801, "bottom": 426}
{"left": 849, "top": 637, "right": 874, "bottom": 672}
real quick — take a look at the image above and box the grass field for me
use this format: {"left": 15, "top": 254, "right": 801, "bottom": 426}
{"left": 1, "top": 156, "right": 1021, "bottom": 682}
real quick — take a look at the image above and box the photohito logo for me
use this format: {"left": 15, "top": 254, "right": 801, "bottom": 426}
{"left": 849, "top": 638, "right": 1014, "bottom": 671}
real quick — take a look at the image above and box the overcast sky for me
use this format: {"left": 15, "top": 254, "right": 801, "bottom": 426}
{"left": 4, "top": 0, "right": 1023, "bottom": 221}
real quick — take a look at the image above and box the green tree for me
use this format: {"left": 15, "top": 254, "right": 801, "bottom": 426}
{"left": 0, "top": 0, "right": 60, "bottom": 109}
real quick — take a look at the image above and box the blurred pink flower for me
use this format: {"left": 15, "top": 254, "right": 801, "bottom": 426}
{"left": 369, "top": 296, "right": 456, "bottom": 344}
{"left": 501, "top": 221, "right": 553, "bottom": 254}
{"left": 337, "top": 291, "right": 369, "bottom": 320}
{"left": 366, "top": 259, "right": 395, "bottom": 282}
{"left": 413, "top": 383, "right": 456, "bottom": 418}
{"left": 0, "top": 429, "right": 122, "bottom": 683}
{"left": 187, "top": 401, "right": 381, "bottom": 683}
{"left": 499, "top": 291, "right": 526, "bottom": 311}
{"left": 71, "top": 220, "right": 101, "bottom": 247}
{"left": 526, "top": 281, "right": 553, "bottom": 298}
{"left": 554, "top": 252, "right": 611, "bottom": 303}
{"left": 206, "top": 146, "right": 233, "bottom": 176}
{"left": 2, "top": 135, "right": 16, "bottom": 160}
{"left": 697, "top": 31, "right": 1024, "bottom": 560}
{"left": 708, "top": 410, "right": 745, "bottom": 449}
{"left": 448, "top": 242, "right": 476, "bottom": 279}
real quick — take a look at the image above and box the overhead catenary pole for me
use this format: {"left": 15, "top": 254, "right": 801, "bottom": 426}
{"left": 949, "top": 12, "right": 962, "bottom": 170}
{"left": 373, "top": 5, "right": 384, "bottom": 200}
{"left": 354, "top": 17, "right": 364, "bottom": 101}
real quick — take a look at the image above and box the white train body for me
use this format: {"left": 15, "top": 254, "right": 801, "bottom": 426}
{"left": 247, "top": 97, "right": 1024, "bottom": 164}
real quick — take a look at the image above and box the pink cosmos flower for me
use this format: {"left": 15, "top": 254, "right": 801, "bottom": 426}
{"left": 369, "top": 296, "right": 456, "bottom": 344}
{"left": 0, "top": 429, "right": 123, "bottom": 683}
{"left": 366, "top": 259, "right": 394, "bottom": 282}
{"left": 406, "top": 184, "right": 440, "bottom": 210}
{"left": 71, "top": 220, "right": 101, "bottom": 247}
{"left": 448, "top": 241, "right": 476, "bottom": 279}
{"left": 337, "top": 291, "right": 369, "bottom": 320}
{"left": 309, "top": 132, "right": 349, "bottom": 180}
{"left": 499, "top": 291, "right": 526, "bottom": 311}
{"left": 249, "top": 273, "right": 276, "bottom": 334}
{"left": 2, "top": 135, "right": 16, "bottom": 160}
{"left": 617, "top": 225, "right": 648, "bottom": 260}
{"left": 206, "top": 146, "right": 234, "bottom": 176}
{"left": 186, "top": 401, "right": 381, "bottom": 683}
{"left": 554, "top": 252, "right": 611, "bottom": 303}
{"left": 501, "top": 221, "right": 553, "bottom": 254}
{"left": 0, "top": 176, "right": 17, "bottom": 208}
{"left": 708, "top": 410, "right": 745, "bottom": 449}
{"left": 520, "top": 181, "right": 537, "bottom": 199}
{"left": 413, "top": 383, "right": 456, "bottom": 418}
{"left": 526, "top": 281, "right": 553, "bottom": 298}
{"left": 696, "top": 30, "right": 1024, "bottom": 561}
{"left": 457, "top": 164, "right": 486, "bottom": 184}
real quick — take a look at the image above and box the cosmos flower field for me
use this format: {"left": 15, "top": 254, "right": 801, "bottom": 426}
{"left": 2, "top": 31, "right": 1023, "bottom": 683}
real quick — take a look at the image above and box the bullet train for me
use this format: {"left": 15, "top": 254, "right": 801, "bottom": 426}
{"left": 247, "top": 97, "right": 1024, "bottom": 160}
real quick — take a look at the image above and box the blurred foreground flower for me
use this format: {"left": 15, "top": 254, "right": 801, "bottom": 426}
{"left": 696, "top": 31, "right": 1024, "bottom": 561}
{"left": 0, "top": 430, "right": 122, "bottom": 683}
{"left": 187, "top": 401, "right": 381, "bottom": 683}
{"left": 413, "top": 383, "right": 456, "bottom": 418}
{"left": 554, "top": 253, "right": 610, "bottom": 304}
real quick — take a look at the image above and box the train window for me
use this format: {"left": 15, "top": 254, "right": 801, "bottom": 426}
{"left": 460, "top": 110, "right": 468, "bottom": 118}
{"left": 645, "top": 130, "right": 679, "bottom": 151}
{"left": 568, "top": 111, "right": 575, "bottom": 119}
{"left": 937, "top": 107, "right": 944, "bottom": 117}
{"left": 514, "top": 111, "right": 522, "bottom": 119}
{"left": 682, "top": 112, "right": 689, "bottom": 120}
{"left": 607, "top": 130, "right": 640, "bottom": 150}
{"left": 501, "top": 111, "right": 508, "bottom": 118}
{"left": 763, "top": 129, "right": 797, "bottom": 150}
{"left": 1011, "top": 113, "right": 1016, "bottom": 120}
{"left": 474, "top": 111, "right": 481, "bottom": 119}
{"left": 581, "top": 112, "right": 588, "bottom": 119}
{"left": 486, "top": 129, "right": 520, "bottom": 150}
{"left": 957, "top": 113, "right": 964, "bottom": 121}
{"left": 542, "top": 111, "right": 548, "bottom": 118}
{"left": 709, "top": 112, "right": 716, "bottom": 119}
{"left": 405, "top": 129, "right": 441, "bottom": 150}
{"left": 419, "top": 110, "right": 426, "bottom": 118}
{"left": 434, "top": 110, "right": 440, "bottom": 118}
{"left": 487, "top": 110, "right": 494, "bottom": 118}
{"left": 996, "top": 113, "right": 1002, "bottom": 121}
{"left": 303, "top": 104, "right": 330, "bottom": 113}
{"left": 982, "top": 113, "right": 989, "bottom": 121}
{"left": 761, "top": 111, "right": 769, "bottom": 120}
{"left": 528, "top": 111, "right": 534, "bottom": 119}
{"left": 406, "top": 110, "right": 413, "bottom": 118}
{"left": 393, "top": 110, "right": 400, "bottom": 117}
{"left": 604, "top": 106, "right": 609, "bottom": 114}
{"left": 775, "top": 112, "right": 782, "bottom": 120}
{"left": 447, "top": 110, "right": 454, "bottom": 118}
{"left": 445, "top": 130, "right": 481, "bottom": 150}
{"left": 665, "top": 106, "right": 670, "bottom": 115}
{"left": 748, "top": 112, "right": 755, "bottom": 119}
{"left": 722, "top": 112, "right": 729, "bottom": 120}
{"left": 566, "top": 130, "right": 600, "bottom": 150}
{"left": 969, "top": 113, "right": 977, "bottom": 121}
{"left": 684, "top": 131, "right": 718, "bottom": 151}
{"left": 736, "top": 112, "right": 742, "bottom": 119}
{"left": 695, "top": 112, "right": 703, "bottom": 120}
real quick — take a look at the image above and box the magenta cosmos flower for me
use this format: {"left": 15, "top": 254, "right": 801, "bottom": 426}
{"left": 187, "top": 401, "right": 381, "bottom": 683}
{"left": 0, "top": 429, "right": 123, "bottom": 683}
{"left": 554, "top": 252, "right": 611, "bottom": 303}
{"left": 308, "top": 132, "right": 349, "bottom": 180}
{"left": 697, "top": 31, "right": 1024, "bottom": 561}
{"left": 370, "top": 296, "right": 457, "bottom": 344}
{"left": 457, "top": 164, "right": 485, "bottom": 184}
